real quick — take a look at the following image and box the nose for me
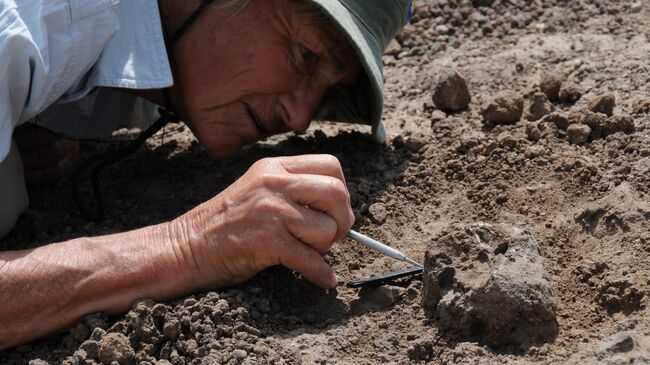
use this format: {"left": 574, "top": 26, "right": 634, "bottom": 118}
{"left": 278, "top": 77, "right": 327, "bottom": 133}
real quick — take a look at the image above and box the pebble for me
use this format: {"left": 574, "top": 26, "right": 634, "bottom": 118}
{"left": 432, "top": 69, "right": 472, "bottom": 112}
{"left": 385, "top": 39, "right": 402, "bottom": 56}
{"left": 559, "top": 82, "right": 584, "bottom": 104}
{"left": 362, "top": 285, "right": 405, "bottom": 306}
{"left": 481, "top": 90, "right": 524, "bottom": 124}
{"left": 630, "top": 2, "right": 643, "bottom": 13}
{"left": 587, "top": 92, "right": 616, "bottom": 117}
{"left": 368, "top": 203, "right": 388, "bottom": 224}
{"left": 163, "top": 318, "right": 181, "bottom": 340}
{"left": 540, "top": 112, "right": 570, "bottom": 130}
{"left": 98, "top": 332, "right": 135, "bottom": 365}
{"left": 598, "top": 331, "right": 635, "bottom": 354}
{"left": 567, "top": 124, "right": 592, "bottom": 145}
{"left": 526, "top": 92, "right": 554, "bottom": 121}
{"left": 232, "top": 349, "right": 248, "bottom": 360}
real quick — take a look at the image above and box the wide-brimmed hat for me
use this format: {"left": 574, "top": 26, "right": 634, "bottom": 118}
{"left": 310, "top": 0, "right": 413, "bottom": 143}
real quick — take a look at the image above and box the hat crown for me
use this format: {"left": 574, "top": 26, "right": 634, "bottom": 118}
{"left": 339, "top": 0, "right": 412, "bottom": 51}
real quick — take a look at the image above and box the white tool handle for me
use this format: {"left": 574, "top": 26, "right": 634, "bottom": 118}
{"left": 348, "top": 229, "right": 405, "bottom": 261}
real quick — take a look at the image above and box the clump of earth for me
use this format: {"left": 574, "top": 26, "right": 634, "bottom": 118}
{"left": 422, "top": 223, "right": 558, "bottom": 349}
{"left": 2, "top": 0, "right": 650, "bottom": 364}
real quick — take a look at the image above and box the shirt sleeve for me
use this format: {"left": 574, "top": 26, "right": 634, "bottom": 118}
{"left": 0, "top": 1, "right": 37, "bottom": 162}
{"left": 0, "top": 0, "right": 120, "bottom": 163}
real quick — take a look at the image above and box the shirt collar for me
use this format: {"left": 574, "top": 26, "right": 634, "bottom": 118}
{"left": 89, "top": 0, "right": 173, "bottom": 90}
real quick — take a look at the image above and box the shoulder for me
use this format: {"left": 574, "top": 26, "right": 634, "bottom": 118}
{"left": 0, "top": 0, "right": 120, "bottom": 122}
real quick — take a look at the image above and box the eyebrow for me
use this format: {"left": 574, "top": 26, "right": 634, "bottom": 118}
{"left": 316, "top": 29, "right": 358, "bottom": 73}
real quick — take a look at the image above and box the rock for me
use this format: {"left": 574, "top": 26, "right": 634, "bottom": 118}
{"left": 526, "top": 92, "right": 554, "bottom": 121}
{"left": 90, "top": 327, "right": 106, "bottom": 341}
{"left": 559, "top": 82, "right": 583, "bottom": 104}
{"left": 361, "top": 285, "right": 405, "bottom": 307}
{"left": 432, "top": 69, "right": 472, "bottom": 112}
{"left": 540, "top": 112, "right": 571, "bottom": 130}
{"left": 132, "top": 315, "right": 161, "bottom": 345}
{"left": 80, "top": 340, "right": 100, "bottom": 360}
{"left": 598, "top": 332, "right": 635, "bottom": 355}
{"left": 525, "top": 123, "right": 541, "bottom": 142}
{"left": 422, "top": 223, "right": 558, "bottom": 348}
{"left": 72, "top": 349, "right": 88, "bottom": 363}
{"left": 630, "top": 1, "right": 643, "bottom": 13}
{"left": 404, "top": 133, "right": 431, "bottom": 152}
{"left": 575, "top": 182, "right": 650, "bottom": 237}
{"left": 407, "top": 338, "right": 435, "bottom": 361}
{"left": 98, "top": 332, "right": 135, "bottom": 365}
{"left": 603, "top": 115, "right": 635, "bottom": 137}
{"left": 587, "top": 92, "right": 616, "bottom": 117}
{"left": 368, "top": 203, "right": 388, "bottom": 224}
{"left": 481, "top": 91, "right": 524, "bottom": 124}
{"left": 567, "top": 124, "right": 591, "bottom": 145}
{"left": 632, "top": 98, "right": 650, "bottom": 114}
{"left": 163, "top": 318, "right": 181, "bottom": 340}
{"left": 539, "top": 72, "right": 564, "bottom": 102}
{"left": 596, "top": 277, "right": 644, "bottom": 314}
{"left": 232, "top": 349, "right": 248, "bottom": 360}
{"left": 385, "top": 39, "right": 402, "bottom": 56}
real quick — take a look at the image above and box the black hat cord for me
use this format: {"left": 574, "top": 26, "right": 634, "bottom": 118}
{"left": 72, "top": 0, "right": 217, "bottom": 222}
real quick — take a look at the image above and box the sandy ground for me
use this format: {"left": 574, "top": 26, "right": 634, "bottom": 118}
{"left": 1, "top": 0, "right": 649, "bottom": 364}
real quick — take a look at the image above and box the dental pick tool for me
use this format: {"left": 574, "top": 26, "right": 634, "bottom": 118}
{"left": 347, "top": 229, "right": 422, "bottom": 268}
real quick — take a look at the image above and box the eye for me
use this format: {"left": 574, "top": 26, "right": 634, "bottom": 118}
{"left": 298, "top": 44, "right": 319, "bottom": 69}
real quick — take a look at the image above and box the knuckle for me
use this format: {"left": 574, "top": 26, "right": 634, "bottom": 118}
{"left": 322, "top": 154, "right": 341, "bottom": 168}
{"left": 255, "top": 196, "right": 284, "bottom": 216}
{"left": 257, "top": 172, "right": 291, "bottom": 191}
{"left": 252, "top": 157, "right": 276, "bottom": 172}
{"left": 325, "top": 178, "right": 347, "bottom": 202}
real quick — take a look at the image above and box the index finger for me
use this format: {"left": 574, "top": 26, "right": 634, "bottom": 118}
{"left": 277, "top": 154, "right": 347, "bottom": 184}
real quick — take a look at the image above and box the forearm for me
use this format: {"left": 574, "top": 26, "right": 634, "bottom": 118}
{"left": 0, "top": 222, "right": 199, "bottom": 350}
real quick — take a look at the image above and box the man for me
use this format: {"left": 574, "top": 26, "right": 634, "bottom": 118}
{"left": 0, "top": 0, "right": 412, "bottom": 349}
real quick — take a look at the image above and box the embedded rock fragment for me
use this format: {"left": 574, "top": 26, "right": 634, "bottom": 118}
{"left": 432, "top": 69, "right": 472, "bottom": 112}
{"left": 587, "top": 92, "right": 616, "bottom": 117}
{"left": 422, "top": 223, "right": 558, "bottom": 348}
{"left": 98, "top": 333, "right": 135, "bottom": 365}
{"left": 539, "top": 72, "right": 564, "bottom": 102}
{"left": 526, "top": 92, "right": 554, "bottom": 121}
{"left": 540, "top": 111, "right": 570, "bottom": 130}
{"left": 603, "top": 115, "right": 635, "bottom": 137}
{"left": 559, "top": 82, "right": 584, "bottom": 104}
{"left": 575, "top": 182, "right": 650, "bottom": 237}
{"left": 368, "top": 202, "right": 388, "bottom": 224}
{"left": 481, "top": 91, "right": 524, "bottom": 124}
{"left": 567, "top": 124, "right": 591, "bottom": 145}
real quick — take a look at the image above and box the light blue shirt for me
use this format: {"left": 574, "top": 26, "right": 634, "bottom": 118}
{"left": 0, "top": 0, "right": 173, "bottom": 162}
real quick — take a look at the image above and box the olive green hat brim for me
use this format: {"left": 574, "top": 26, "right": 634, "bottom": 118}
{"left": 308, "top": 0, "right": 388, "bottom": 143}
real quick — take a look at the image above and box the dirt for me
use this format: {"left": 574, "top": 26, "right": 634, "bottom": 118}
{"left": 2, "top": 0, "right": 649, "bottom": 364}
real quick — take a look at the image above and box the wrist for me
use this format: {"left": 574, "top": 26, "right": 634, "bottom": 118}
{"left": 163, "top": 218, "right": 208, "bottom": 290}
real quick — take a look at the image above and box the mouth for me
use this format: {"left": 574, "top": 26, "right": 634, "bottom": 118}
{"left": 244, "top": 103, "right": 267, "bottom": 135}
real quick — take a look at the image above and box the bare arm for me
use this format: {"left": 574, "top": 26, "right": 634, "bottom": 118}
{"left": 0, "top": 154, "right": 354, "bottom": 350}
{"left": 0, "top": 222, "right": 198, "bottom": 349}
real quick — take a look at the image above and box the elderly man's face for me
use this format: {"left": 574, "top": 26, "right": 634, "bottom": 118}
{"left": 169, "top": 0, "right": 359, "bottom": 158}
